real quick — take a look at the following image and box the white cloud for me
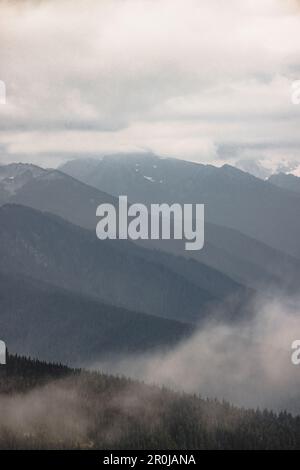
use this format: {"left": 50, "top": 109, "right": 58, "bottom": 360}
{"left": 0, "top": 0, "right": 300, "bottom": 170}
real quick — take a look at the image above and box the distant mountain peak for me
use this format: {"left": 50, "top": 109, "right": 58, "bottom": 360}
{"left": 0, "top": 162, "right": 45, "bottom": 180}
{"left": 268, "top": 172, "right": 300, "bottom": 194}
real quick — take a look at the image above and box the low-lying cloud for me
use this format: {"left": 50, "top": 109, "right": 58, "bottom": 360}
{"left": 1, "top": 295, "right": 300, "bottom": 448}
{"left": 0, "top": 380, "right": 90, "bottom": 447}
{"left": 93, "top": 294, "right": 300, "bottom": 414}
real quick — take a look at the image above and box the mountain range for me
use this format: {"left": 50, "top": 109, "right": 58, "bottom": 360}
{"left": 1, "top": 160, "right": 299, "bottom": 293}
{"left": 1, "top": 156, "right": 300, "bottom": 365}
{"left": 60, "top": 155, "right": 300, "bottom": 292}
{"left": 1, "top": 203, "right": 241, "bottom": 324}
{"left": 60, "top": 153, "right": 300, "bottom": 260}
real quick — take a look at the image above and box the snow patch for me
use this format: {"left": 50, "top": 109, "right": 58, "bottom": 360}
{"left": 143, "top": 175, "right": 155, "bottom": 183}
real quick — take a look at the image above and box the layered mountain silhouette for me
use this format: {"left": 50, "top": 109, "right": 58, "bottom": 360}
{"left": 58, "top": 156, "right": 300, "bottom": 291}
{"left": 139, "top": 223, "right": 300, "bottom": 293}
{"left": 0, "top": 157, "right": 299, "bottom": 364}
{"left": 0, "top": 204, "right": 247, "bottom": 324}
{"left": 60, "top": 154, "right": 300, "bottom": 259}
{"left": 1, "top": 161, "right": 299, "bottom": 292}
{"left": 0, "top": 271, "right": 192, "bottom": 365}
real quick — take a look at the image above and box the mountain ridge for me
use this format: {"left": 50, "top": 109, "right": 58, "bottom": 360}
{"left": 60, "top": 154, "right": 300, "bottom": 260}
{"left": 0, "top": 269, "right": 193, "bottom": 365}
{"left": 1, "top": 203, "right": 239, "bottom": 324}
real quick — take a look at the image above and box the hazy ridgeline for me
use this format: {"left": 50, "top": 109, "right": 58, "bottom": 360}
{"left": 0, "top": 157, "right": 300, "bottom": 448}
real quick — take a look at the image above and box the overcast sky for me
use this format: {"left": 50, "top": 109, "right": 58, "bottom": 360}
{"left": 0, "top": 0, "right": 300, "bottom": 175}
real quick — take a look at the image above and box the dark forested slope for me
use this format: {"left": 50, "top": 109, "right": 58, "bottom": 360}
{"left": 0, "top": 355, "right": 300, "bottom": 450}
{"left": 0, "top": 272, "right": 192, "bottom": 365}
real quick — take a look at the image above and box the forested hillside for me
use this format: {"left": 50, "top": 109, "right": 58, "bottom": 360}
{"left": 0, "top": 355, "right": 299, "bottom": 450}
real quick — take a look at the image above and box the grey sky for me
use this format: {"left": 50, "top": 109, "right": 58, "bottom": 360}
{"left": 0, "top": 0, "right": 300, "bottom": 174}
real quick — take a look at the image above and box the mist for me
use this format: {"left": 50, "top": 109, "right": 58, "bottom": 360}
{"left": 0, "top": 379, "right": 91, "bottom": 447}
{"left": 1, "top": 294, "right": 300, "bottom": 448}
{"left": 91, "top": 294, "right": 300, "bottom": 414}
